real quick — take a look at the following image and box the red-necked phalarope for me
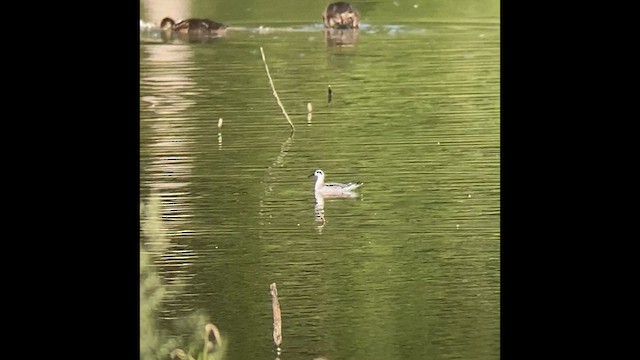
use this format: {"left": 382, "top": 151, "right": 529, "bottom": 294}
{"left": 309, "top": 169, "right": 362, "bottom": 197}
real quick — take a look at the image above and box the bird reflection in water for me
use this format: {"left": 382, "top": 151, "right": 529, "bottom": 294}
{"left": 315, "top": 192, "right": 326, "bottom": 225}
{"left": 324, "top": 28, "right": 359, "bottom": 47}
{"left": 314, "top": 190, "right": 362, "bottom": 233}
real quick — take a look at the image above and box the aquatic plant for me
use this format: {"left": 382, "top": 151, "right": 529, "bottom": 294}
{"left": 141, "top": 196, "right": 226, "bottom": 360}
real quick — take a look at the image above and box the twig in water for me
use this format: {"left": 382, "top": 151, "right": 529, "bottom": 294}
{"left": 259, "top": 47, "right": 295, "bottom": 131}
{"left": 217, "top": 118, "right": 223, "bottom": 148}
{"left": 270, "top": 283, "right": 282, "bottom": 353}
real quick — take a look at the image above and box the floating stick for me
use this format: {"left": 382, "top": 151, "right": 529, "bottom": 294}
{"left": 328, "top": 85, "right": 332, "bottom": 103}
{"left": 270, "top": 283, "right": 282, "bottom": 353}
{"left": 218, "top": 118, "right": 223, "bottom": 148}
{"left": 259, "top": 47, "right": 295, "bottom": 131}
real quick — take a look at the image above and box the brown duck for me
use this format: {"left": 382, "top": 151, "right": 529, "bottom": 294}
{"left": 323, "top": 2, "right": 360, "bottom": 29}
{"left": 160, "top": 17, "right": 227, "bottom": 35}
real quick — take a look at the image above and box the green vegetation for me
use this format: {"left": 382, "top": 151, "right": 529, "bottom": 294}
{"left": 141, "top": 197, "right": 227, "bottom": 360}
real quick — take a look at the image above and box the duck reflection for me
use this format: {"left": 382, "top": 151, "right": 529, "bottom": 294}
{"left": 324, "top": 27, "right": 359, "bottom": 47}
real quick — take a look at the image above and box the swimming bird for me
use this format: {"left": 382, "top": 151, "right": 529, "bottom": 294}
{"left": 160, "top": 17, "right": 228, "bottom": 35}
{"left": 309, "top": 169, "right": 362, "bottom": 197}
{"left": 323, "top": 2, "right": 360, "bottom": 29}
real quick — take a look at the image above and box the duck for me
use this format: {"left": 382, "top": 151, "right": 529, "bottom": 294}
{"left": 309, "top": 169, "right": 362, "bottom": 198}
{"left": 160, "top": 17, "right": 228, "bottom": 35}
{"left": 323, "top": 2, "right": 360, "bottom": 29}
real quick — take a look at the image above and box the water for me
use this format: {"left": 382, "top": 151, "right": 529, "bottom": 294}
{"left": 140, "top": 1, "right": 499, "bottom": 359}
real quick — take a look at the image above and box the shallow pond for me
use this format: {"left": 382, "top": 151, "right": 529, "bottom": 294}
{"left": 140, "top": 1, "right": 499, "bottom": 359}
